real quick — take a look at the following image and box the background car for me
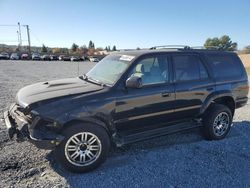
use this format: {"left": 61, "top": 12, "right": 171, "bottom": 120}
{"left": 41, "top": 54, "right": 50, "bottom": 61}
{"left": 21, "top": 53, "right": 29, "bottom": 60}
{"left": 70, "top": 56, "right": 81, "bottom": 61}
{"left": 89, "top": 57, "right": 99, "bottom": 62}
{"left": 0, "top": 52, "right": 10, "bottom": 60}
{"left": 63, "top": 56, "right": 71, "bottom": 61}
{"left": 10, "top": 53, "right": 19, "bottom": 60}
{"left": 50, "top": 55, "right": 58, "bottom": 61}
{"left": 81, "top": 56, "right": 86, "bottom": 61}
{"left": 58, "top": 55, "right": 64, "bottom": 61}
{"left": 32, "top": 53, "right": 41, "bottom": 60}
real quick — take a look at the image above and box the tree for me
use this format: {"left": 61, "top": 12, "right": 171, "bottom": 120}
{"left": 41, "top": 44, "right": 48, "bottom": 53}
{"left": 112, "top": 45, "right": 117, "bottom": 51}
{"left": 136, "top": 47, "right": 141, "bottom": 50}
{"left": 79, "top": 45, "right": 88, "bottom": 55}
{"left": 88, "top": 40, "right": 95, "bottom": 49}
{"left": 204, "top": 35, "right": 237, "bottom": 51}
{"left": 71, "top": 43, "right": 79, "bottom": 52}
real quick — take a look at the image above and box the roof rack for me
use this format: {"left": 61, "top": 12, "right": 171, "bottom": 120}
{"left": 149, "top": 45, "right": 191, "bottom": 50}
{"left": 191, "top": 46, "right": 221, "bottom": 50}
{"left": 149, "top": 45, "right": 224, "bottom": 51}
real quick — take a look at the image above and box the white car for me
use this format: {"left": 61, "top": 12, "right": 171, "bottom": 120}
{"left": 89, "top": 57, "right": 99, "bottom": 62}
{"left": 10, "top": 53, "right": 20, "bottom": 60}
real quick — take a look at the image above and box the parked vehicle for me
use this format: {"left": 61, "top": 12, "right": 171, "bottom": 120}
{"left": 10, "top": 53, "right": 20, "bottom": 60}
{"left": 41, "top": 54, "right": 50, "bottom": 61}
{"left": 50, "top": 55, "right": 58, "bottom": 61}
{"left": 81, "top": 56, "right": 86, "bottom": 61}
{"left": 21, "top": 53, "right": 29, "bottom": 60}
{"left": 71, "top": 56, "right": 81, "bottom": 61}
{"left": 4, "top": 46, "right": 249, "bottom": 173}
{"left": 89, "top": 57, "right": 99, "bottom": 62}
{"left": 63, "top": 56, "right": 71, "bottom": 61}
{"left": 58, "top": 55, "right": 64, "bottom": 61}
{"left": 32, "top": 53, "right": 41, "bottom": 60}
{"left": 0, "top": 52, "right": 9, "bottom": 60}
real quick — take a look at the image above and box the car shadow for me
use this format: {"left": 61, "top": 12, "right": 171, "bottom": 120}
{"left": 45, "top": 120, "right": 250, "bottom": 187}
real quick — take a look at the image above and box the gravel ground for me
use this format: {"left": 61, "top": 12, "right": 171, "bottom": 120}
{"left": 0, "top": 60, "right": 250, "bottom": 188}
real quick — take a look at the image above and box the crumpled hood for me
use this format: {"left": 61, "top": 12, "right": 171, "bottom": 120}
{"left": 16, "top": 77, "right": 103, "bottom": 108}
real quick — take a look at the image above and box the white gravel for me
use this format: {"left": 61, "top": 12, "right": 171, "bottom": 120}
{"left": 0, "top": 60, "right": 249, "bottom": 188}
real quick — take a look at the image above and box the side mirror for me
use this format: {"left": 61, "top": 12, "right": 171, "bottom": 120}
{"left": 126, "top": 76, "right": 142, "bottom": 88}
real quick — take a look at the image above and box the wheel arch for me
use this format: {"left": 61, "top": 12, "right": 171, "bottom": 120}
{"left": 200, "top": 93, "right": 236, "bottom": 117}
{"left": 62, "top": 117, "right": 112, "bottom": 137}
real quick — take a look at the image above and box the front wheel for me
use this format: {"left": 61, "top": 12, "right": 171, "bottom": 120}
{"left": 55, "top": 123, "right": 110, "bottom": 173}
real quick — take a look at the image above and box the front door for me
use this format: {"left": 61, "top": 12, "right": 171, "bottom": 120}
{"left": 114, "top": 54, "right": 176, "bottom": 133}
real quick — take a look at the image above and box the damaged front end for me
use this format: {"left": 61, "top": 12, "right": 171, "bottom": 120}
{"left": 3, "top": 103, "right": 64, "bottom": 150}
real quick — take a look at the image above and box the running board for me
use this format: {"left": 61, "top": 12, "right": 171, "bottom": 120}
{"left": 115, "top": 121, "right": 202, "bottom": 147}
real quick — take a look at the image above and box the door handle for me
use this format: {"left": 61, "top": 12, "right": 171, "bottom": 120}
{"left": 161, "top": 92, "right": 171, "bottom": 97}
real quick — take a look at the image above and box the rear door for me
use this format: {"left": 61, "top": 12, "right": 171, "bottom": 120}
{"left": 172, "top": 53, "right": 215, "bottom": 119}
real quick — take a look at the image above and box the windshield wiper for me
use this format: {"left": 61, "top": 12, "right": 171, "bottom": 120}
{"left": 80, "top": 74, "right": 107, "bottom": 87}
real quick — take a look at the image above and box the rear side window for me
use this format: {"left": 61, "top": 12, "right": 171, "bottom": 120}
{"left": 173, "top": 55, "right": 208, "bottom": 82}
{"left": 206, "top": 54, "right": 243, "bottom": 79}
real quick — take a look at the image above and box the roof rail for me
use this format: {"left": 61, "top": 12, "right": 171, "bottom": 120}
{"left": 149, "top": 45, "right": 191, "bottom": 50}
{"left": 191, "top": 46, "right": 222, "bottom": 50}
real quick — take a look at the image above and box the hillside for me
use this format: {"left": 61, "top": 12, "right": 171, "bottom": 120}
{"left": 239, "top": 54, "right": 250, "bottom": 67}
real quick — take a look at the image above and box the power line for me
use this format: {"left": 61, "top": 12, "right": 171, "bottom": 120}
{"left": 0, "top": 24, "right": 18, "bottom": 27}
{"left": 30, "top": 30, "right": 43, "bottom": 45}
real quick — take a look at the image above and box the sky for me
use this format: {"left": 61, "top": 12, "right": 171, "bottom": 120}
{"left": 0, "top": 0, "right": 250, "bottom": 49}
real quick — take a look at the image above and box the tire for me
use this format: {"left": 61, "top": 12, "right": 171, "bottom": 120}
{"left": 55, "top": 123, "right": 110, "bottom": 173}
{"left": 202, "top": 104, "right": 232, "bottom": 140}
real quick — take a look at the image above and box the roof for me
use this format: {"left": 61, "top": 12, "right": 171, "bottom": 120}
{"left": 114, "top": 48, "right": 234, "bottom": 58}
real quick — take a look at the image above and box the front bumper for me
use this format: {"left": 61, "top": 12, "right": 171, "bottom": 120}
{"left": 3, "top": 104, "right": 64, "bottom": 150}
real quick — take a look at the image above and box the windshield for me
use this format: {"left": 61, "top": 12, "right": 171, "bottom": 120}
{"left": 86, "top": 54, "right": 133, "bottom": 85}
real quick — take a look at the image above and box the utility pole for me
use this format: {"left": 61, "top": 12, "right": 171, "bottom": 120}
{"left": 18, "top": 22, "right": 22, "bottom": 46}
{"left": 24, "top": 25, "right": 31, "bottom": 56}
{"left": 17, "top": 31, "right": 20, "bottom": 46}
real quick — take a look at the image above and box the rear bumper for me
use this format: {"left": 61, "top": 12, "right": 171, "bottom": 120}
{"left": 3, "top": 104, "right": 64, "bottom": 150}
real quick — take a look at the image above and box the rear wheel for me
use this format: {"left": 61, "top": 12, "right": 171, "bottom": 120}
{"left": 202, "top": 104, "right": 232, "bottom": 140}
{"left": 55, "top": 123, "right": 110, "bottom": 173}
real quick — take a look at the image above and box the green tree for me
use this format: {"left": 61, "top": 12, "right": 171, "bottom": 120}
{"left": 112, "top": 45, "right": 117, "bottom": 51}
{"left": 88, "top": 40, "right": 95, "bottom": 49}
{"left": 204, "top": 35, "right": 237, "bottom": 51}
{"left": 71, "top": 43, "right": 79, "bottom": 52}
{"left": 41, "top": 44, "right": 48, "bottom": 53}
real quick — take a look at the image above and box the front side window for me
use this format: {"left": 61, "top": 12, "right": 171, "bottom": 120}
{"left": 173, "top": 55, "right": 208, "bottom": 82}
{"left": 128, "top": 55, "right": 169, "bottom": 85}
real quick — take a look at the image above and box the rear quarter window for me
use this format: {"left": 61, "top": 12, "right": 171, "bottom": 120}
{"left": 206, "top": 53, "right": 244, "bottom": 79}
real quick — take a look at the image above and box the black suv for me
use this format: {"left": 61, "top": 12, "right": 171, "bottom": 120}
{"left": 3, "top": 46, "right": 249, "bottom": 172}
